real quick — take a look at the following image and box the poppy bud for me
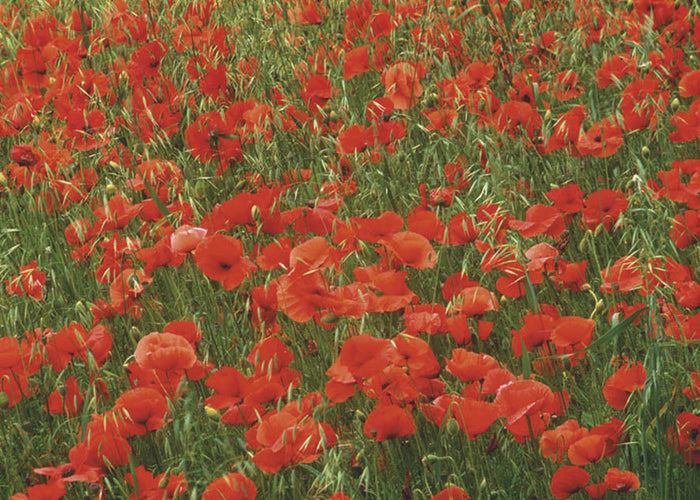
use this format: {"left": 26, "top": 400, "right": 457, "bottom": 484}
{"left": 193, "top": 180, "right": 207, "bottom": 199}
{"left": 205, "top": 406, "right": 221, "bottom": 420}
{"left": 0, "top": 392, "right": 9, "bottom": 409}
{"left": 544, "top": 109, "right": 552, "bottom": 121}
{"left": 626, "top": 0, "right": 634, "bottom": 9}
{"left": 158, "top": 472, "right": 170, "bottom": 489}
{"left": 74, "top": 300, "right": 86, "bottom": 315}
{"left": 321, "top": 313, "right": 339, "bottom": 324}
{"left": 329, "top": 110, "right": 339, "bottom": 122}
{"left": 578, "top": 231, "right": 592, "bottom": 254}
{"left": 105, "top": 183, "right": 116, "bottom": 196}
{"left": 477, "top": 98, "right": 486, "bottom": 111}
{"left": 421, "top": 454, "right": 442, "bottom": 465}
{"left": 0, "top": 172, "right": 7, "bottom": 187}
{"left": 594, "top": 223, "right": 605, "bottom": 237}
{"left": 581, "top": 283, "right": 592, "bottom": 292}
{"left": 250, "top": 205, "right": 261, "bottom": 222}
{"left": 670, "top": 98, "right": 680, "bottom": 112}
{"left": 446, "top": 418, "right": 460, "bottom": 435}
{"left": 641, "top": 146, "right": 650, "bottom": 158}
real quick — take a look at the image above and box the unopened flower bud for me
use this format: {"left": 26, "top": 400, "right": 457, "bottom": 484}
{"left": 158, "top": 472, "right": 170, "bottom": 489}
{"left": 251, "top": 206, "right": 261, "bottom": 224}
{"left": 321, "top": 313, "right": 339, "bottom": 324}
{"left": 641, "top": 146, "right": 650, "bottom": 158}
{"left": 0, "top": 392, "right": 9, "bottom": 409}
{"left": 446, "top": 418, "right": 460, "bottom": 435}
{"left": 670, "top": 98, "right": 680, "bottom": 112}
{"left": 105, "top": 183, "right": 116, "bottom": 196}
{"left": 205, "top": 406, "right": 221, "bottom": 420}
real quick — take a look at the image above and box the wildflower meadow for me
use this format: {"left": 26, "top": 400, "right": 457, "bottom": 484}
{"left": 0, "top": 0, "right": 698, "bottom": 498}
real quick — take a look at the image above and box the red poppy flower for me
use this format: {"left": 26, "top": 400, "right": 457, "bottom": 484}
{"left": 550, "top": 466, "right": 590, "bottom": 499}
{"left": 545, "top": 183, "right": 585, "bottom": 214}
{"left": 540, "top": 419, "right": 588, "bottom": 463}
{"left": 452, "top": 398, "right": 499, "bottom": 439}
{"left": 582, "top": 189, "right": 628, "bottom": 232}
{"left": 445, "top": 349, "right": 499, "bottom": 382}
{"left": 494, "top": 100, "right": 542, "bottom": 141}
{"left": 577, "top": 117, "right": 624, "bottom": 157}
{"left": 568, "top": 434, "right": 608, "bottom": 465}
{"left": 134, "top": 332, "right": 197, "bottom": 372}
{"left": 496, "top": 379, "right": 557, "bottom": 440}
{"left": 337, "top": 124, "right": 370, "bottom": 154}
{"left": 202, "top": 472, "right": 256, "bottom": 500}
{"left": 600, "top": 256, "right": 643, "bottom": 294}
{"left": 44, "top": 323, "right": 89, "bottom": 373}
{"left": 620, "top": 77, "right": 668, "bottom": 131}
{"left": 668, "top": 98, "right": 700, "bottom": 143}
{"left": 364, "top": 403, "right": 416, "bottom": 442}
{"left": 64, "top": 109, "right": 110, "bottom": 151}
{"left": 127, "top": 40, "right": 167, "bottom": 80}
{"left": 343, "top": 45, "right": 369, "bottom": 80}
{"left": 603, "top": 361, "right": 646, "bottom": 410}
{"left": 276, "top": 268, "right": 330, "bottom": 322}
{"left": 596, "top": 53, "right": 637, "bottom": 88}
{"left": 509, "top": 205, "right": 566, "bottom": 238}
{"left": 430, "top": 487, "right": 471, "bottom": 500}
{"left": 604, "top": 468, "right": 640, "bottom": 493}
{"left": 125, "top": 465, "right": 188, "bottom": 499}
{"left": 300, "top": 74, "right": 334, "bottom": 112}
{"left": 679, "top": 69, "right": 700, "bottom": 97}
{"left": 33, "top": 442, "right": 102, "bottom": 485}
{"left": 4, "top": 260, "right": 46, "bottom": 300}
{"left": 551, "top": 316, "right": 595, "bottom": 350}
{"left": 381, "top": 61, "right": 425, "bottom": 110}
{"left": 545, "top": 105, "right": 586, "bottom": 154}
{"left": 550, "top": 70, "right": 583, "bottom": 101}
{"left": 193, "top": 233, "right": 256, "bottom": 290}
{"left": 46, "top": 376, "right": 84, "bottom": 418}
{"left": 453, "top": 286, "right": 498, "bottom": 317}
{"left": 112, "top": 387, "right": 168, "bottom": 437}
{"left": 184, "top": 111, "right": 242, "bottom": 168}
{"left": 669, "top": 412, "right": 700, "bottom": 465}
{"left": 378, "top": 231, "right": 437, "bottom": 269}
{"left": 511, "top": 311, "right": 556, "bottom": 356}
{"left": 670, "top": 210, "right": 700, "bottom": 249}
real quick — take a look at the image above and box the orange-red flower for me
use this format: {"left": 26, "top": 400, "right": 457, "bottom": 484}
{"left": 602, "top": 361, "right": 646, "bottom": 410}
{"left": 550, "top": 466, "right": 590, "bottom": 499}
{"left": 202, "top": 472, "right": 256, "bottom": 500}
{"left": 381, "top": 61, "right": 425, "bottom": 110}
{"left": 193, "top": 233, "right": 256, "bottom": 290}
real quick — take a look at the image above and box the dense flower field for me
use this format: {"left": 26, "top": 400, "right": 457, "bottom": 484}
{"left": 0, "top": 0, "right": 698, "bottom": 498}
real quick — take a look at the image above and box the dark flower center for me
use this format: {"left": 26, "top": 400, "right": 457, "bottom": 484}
{"left": 61, "top": 467, "right": 76, "bottom": 478}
